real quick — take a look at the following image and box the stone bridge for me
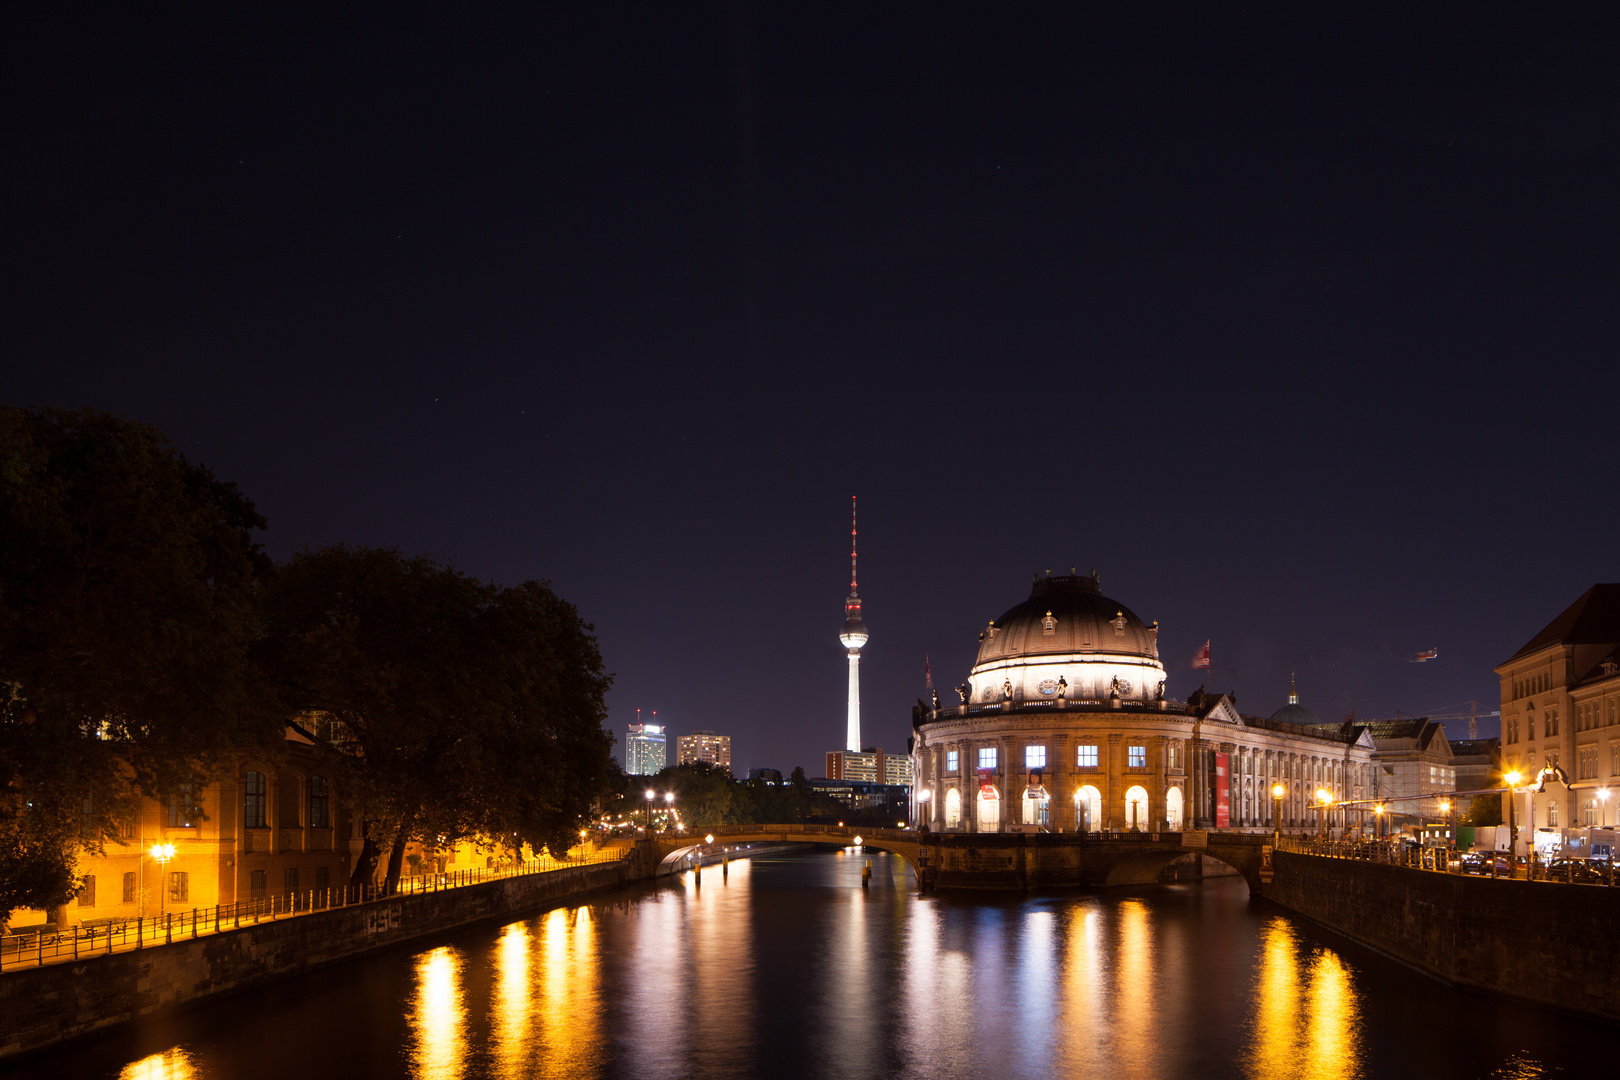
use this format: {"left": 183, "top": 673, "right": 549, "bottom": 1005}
{"left": 640, "top": 824, "right": 1272, "bottom": 893}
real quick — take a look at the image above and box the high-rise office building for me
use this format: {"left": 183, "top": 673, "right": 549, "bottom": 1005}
{"left": 626, "top": 722, "right": 666, "bottom": 775}
{"left": 677, "top": 730, "right": 732, "bottom": 773}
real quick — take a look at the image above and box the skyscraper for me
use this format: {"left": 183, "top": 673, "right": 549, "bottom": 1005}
{"left": 838, "top": 496, "right": 868, "bottom": 753}
{"left": 626, "top": 721, "right": 666, "bottom": 775}
{"left": 677, "top": 730, "right": 732, "bottom": 773}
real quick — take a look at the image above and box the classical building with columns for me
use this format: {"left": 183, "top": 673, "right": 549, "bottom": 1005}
{"left": 912, "top": 572, "right": 1378, "bottom": 835}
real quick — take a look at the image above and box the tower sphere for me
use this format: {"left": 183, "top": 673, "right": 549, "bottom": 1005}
{"left": 839, "top": 614, "right": 869, "bottom": 649}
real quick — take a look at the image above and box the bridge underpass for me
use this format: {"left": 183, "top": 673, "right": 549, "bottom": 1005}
{"left": 637, "top": 824, "right": 1270, "bottom": 893}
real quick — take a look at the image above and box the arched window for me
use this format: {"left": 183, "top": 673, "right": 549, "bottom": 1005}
{"left": 308, "top": 775, "right": 330, "bottom": 829}
{"left": 244, "top": 771, "right": 267, "bottom": 828}
{"left": 1075, "top": 785, "right": 1102, "bottom": 832}
{"left": 945, "top": 787, "right": 962, "bottom": 829}
{"left": 977, "top": 783, "right": 1001, "bottom": 832}
{"left": 1165, "top": 786, "right": 1184, "bottom": 830}
{"left": 1024, "top": 785, "right": 1049, "bottom": 827}
{"left": 1548, "top": 800, "right": 1559, "bottom": 827}
{"left": 1124, "top": 785, "right": 1149, "bottom": 831}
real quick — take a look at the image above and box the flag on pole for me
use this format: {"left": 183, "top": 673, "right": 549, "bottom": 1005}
{"left": 1192, "top": 640, "right": 1211, "bottom": 668}
{"left": 924, "top": 653, "right": 933, "bottom": 690}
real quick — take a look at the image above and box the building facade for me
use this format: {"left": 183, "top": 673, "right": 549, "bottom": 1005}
{"left": 912, "top": 572, "right": 1378, "bottom": 835}
{"left": 1496, "top": 583, "right": 1620, "bottom": 846}
{"left": 826, "top": 749, "right": 913, "bottom": 787}
{"left": 12, "top": 725, "right": 358, "bottom": 931}
{"left": 626, "top": 722, "right": 667, "bottom": 776}
{"left": 677, "top": 729, "right": 732, "bottom": 773}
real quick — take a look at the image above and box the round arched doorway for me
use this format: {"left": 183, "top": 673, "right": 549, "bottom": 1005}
{"left": 1125, "top": 785, "right": 1149, "bottom": 831}
{"left": 1075, "top": 785, "right": 1102, "bottom": 833}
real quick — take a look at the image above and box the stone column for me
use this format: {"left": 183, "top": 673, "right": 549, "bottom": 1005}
{"left": 1000, "top": 735, "right": 1017, "bottom": 831}
{"left": 1106, "top": 733, "right": 1123, "bottom": 831}
{"left": 1152, "top": 735, "right": 1170, "bottom": 830}
{"left": 1052, "top": 733, "right": 1072, "bottom": 832}
{"left": 1263, "top": 750, "right": 1275, "bottom": 827}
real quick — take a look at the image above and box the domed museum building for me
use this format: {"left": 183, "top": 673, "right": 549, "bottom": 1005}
{"left": 912, "top": 571, "right": 1379, "bottom": 835}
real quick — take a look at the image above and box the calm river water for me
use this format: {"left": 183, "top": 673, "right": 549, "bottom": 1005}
{"left": 15, "top": 849, "right": 1619, "bottom": 1080}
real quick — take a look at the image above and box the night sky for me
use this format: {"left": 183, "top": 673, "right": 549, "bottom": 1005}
{"left": 5, "top": 7, "right": 1616, "bottom": 775}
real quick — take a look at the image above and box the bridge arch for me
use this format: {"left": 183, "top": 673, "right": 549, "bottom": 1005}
{"left": 645, "top": 825, "right": 922, "bottom": 877}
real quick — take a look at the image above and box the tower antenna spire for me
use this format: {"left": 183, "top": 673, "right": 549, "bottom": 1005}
{"left": 850, "top": 495, "right": 858, "bottom": 594}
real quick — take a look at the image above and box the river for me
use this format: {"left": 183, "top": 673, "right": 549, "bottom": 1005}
{"left": 13, "top": 848, "right": 1618, "bottom": 1079}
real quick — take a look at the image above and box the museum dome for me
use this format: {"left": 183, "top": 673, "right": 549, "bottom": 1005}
{"left": 961, "top": 572, "right": 1168, "bottom": 706}
{"left": 1269, "top": 676, "right": 1320, "bottom": 726}
{"left": 972, "top": 573, "right": 1160, "bottom": 666}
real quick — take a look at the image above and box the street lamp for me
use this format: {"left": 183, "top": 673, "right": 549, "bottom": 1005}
{"left": 1600, "top": 787, "right": 1611, "bottom": 828}
{"left": 916, "top": 788, "right": 931, "bottom": 829}
{"left": 1503, "top": 770, "right": 1523, "bottom": 860}
{"left": 149, "top": 843, "right": 175, "bottom": 914}
{"left": 1271, "top": 783, "right": 1285, "bottom": 847}
{"left": 644, "top": 789, "right": 655, "bottom": 833}
{"left": 1374, "top": 804, "right": 1385, "bottom": 843}
{"left": 663, "top": 791, "right": 676, "bottom": 834}
{"left": 1315, "top": 788, "right": 1332, "bottom": 840}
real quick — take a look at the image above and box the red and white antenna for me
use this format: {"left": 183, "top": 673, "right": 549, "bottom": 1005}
{"left": 850, "top": 494, "right": 858, "bottom": 594}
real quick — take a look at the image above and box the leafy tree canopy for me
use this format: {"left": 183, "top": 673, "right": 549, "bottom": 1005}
{"left": 0, "top": 408, "right": 275, "bottom": 922}
{"left": 262, "top": 545, "right": 613, "bottom": 888}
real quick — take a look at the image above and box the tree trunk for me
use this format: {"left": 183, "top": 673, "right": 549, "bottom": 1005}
{"left": 350, "top": 824, "right": 380, "bottom": 888}
{"left": 383, "top": 815, "right": 414, "bottom": 895}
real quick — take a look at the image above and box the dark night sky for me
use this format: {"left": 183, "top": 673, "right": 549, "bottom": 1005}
{"left": 4, "top": 7, "right": 1617, "bottom": 774}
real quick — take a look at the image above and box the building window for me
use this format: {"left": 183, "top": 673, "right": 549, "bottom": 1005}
{"left": 169, "top": 872, "right": 189, "bottom": 902}
{"left": 250, "top": 869, "right": 267, "bottom": 900}
{"left": 315, "top": 866, "right": 330, "bottom": 891}
{"left": 78, "top": 875, "right": 95, "bottom": 907}
{"left": 284, "top": 868, "right": 300, "bottom": 895}
{"left": 1548, "top": 801, "right": 1559, "bottom": 827}
{"left": 308, "top": 775, "right": 331, "bottom": 829}
{"left": 1077, "top": 744, "right": 1099, "bottom": 768}
{"left": 1025, "top": 745, "right": 1046, "bottom": 769}
{"left": 945, "top": 787, "right": 962, "bottom": 829}
{"left": 123, "top": 871, "right": 137, "bottom": 904}
{"left": 978, "top": 747, "right": 998, "bottom": 770}
{"left": 244, "top": 771, "right": 267, "bottom": 828}
{"left": 167, "top": 786, "right": 196, "bottom": 828}
{"left": 1128, "top": 745, "right": 1146, "bottom": 768}
{"left": 1612, "top": 744, "right": 1619, "bottom": 777}
{"left": 946, "top": 750, "right": 958, "bottom": 773}
{"left": 1584, "top": 799, "right": 1599, "bottom": 826}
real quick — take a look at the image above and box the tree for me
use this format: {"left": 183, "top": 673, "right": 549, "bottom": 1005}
{"left": 1461, "top": 795, "right": 1503, "bottom": 828}
{"left": 0, "top": 408, "right": 275, "bottom": 923}
{"left": 262, "top": 546, "right": 613, "bottom": 891}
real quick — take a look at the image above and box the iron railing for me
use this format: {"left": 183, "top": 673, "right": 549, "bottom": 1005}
{"left": 0, "top": 847, "right": 629, "bottom": 972}
{"left": 1276, "top": 837, "right": 1620, "bottom": 886}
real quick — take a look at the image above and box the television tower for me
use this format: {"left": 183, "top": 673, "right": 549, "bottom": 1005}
{"left": 838, "top": 496, "right": 868, "bottom": 753}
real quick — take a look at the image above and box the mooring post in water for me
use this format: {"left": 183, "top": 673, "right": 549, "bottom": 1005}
{"left": 722, "top": 857, "right": 729, "bottom": 881}
{"left": 862, "top": 860, "right": 871, "bottom": 888}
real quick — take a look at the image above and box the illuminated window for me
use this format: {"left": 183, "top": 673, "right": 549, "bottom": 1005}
{"left": 1548, "top": 800, "right": 1559, "bottom": 826}
{"left": 169, "top": 872, "right": 189, "bottom": 902}
{"left": 1077, "top": 744, "right": 1098, "bottom": 768}
{"left": 1584, "top": 799, "right": 1598, "bottom": 826}
{"left": 167, "top": 785, "right": 195, "bottom": 828}
{"left": 978, "top": 747, "right": 997, "bottom": 770}
{"left": 945, "top": 787, "right": 962, "bottom": 828}
{"left": 1127, "top": 745, "right": 1146, "bottom": 768}
{"left": 946, "top": 750, "right": 958, "bottom": 773}
{"left": 284, "top": 867, "right": 300, "bottom": 895}
{"left": 123, "top": 872, "right": 136, "bottom": 903}
{"left": 78, "top": 875, "right": 95, "bottom": 907}
{"left": 244, "top": 771, "right": 267, "bottom": 828}
{"left": 308, "top": 775, "right": 331, "bottom": 828}
{"left": 1025, "top": 745, "right": 1046, "bottom": 769}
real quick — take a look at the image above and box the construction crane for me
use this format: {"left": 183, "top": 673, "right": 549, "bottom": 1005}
{"left": 1362, "top": 700, "right": 1500, "bottom": 739}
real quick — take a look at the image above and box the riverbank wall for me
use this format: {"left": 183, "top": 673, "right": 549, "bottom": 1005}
{"left": 0, "top": 856, "right": 641, "bottom": 1063}
{"left": 1268, "top": 851, "right": 1620, "bottom": 1024}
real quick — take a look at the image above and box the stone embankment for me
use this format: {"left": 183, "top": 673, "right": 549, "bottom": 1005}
{"left": 0, "top": 853, "right": 648, "bottom": 1062}
{"left": 1267, "top": 851, "right": 1620, "bottom": 1024}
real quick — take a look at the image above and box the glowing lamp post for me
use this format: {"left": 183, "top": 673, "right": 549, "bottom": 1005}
{"left": 664, "top": 791, "right": 675, "bottom": 834}
{"left": 1315, "top": 789, "right": 1332, "bottom": 840}
{"left": 1600, "top": 787, "right": 1611, "bottom": 829}
{"left": 1503, "top": 770, "right": 1523, "bottom": 859}
{"left": 1374, "top": 803, "right": 1385, "bottom": 843}
{"left": 644, "top": 789, "right": 655, "bottom": 833}
{"left": 916, "top": 788, "right": 931, "bottom": 829}
{"left": 149, "top": 842, "right": 175, "bottom": 914}
{"left": 1271, "top": 784, "right": 1285, "bottom": 847}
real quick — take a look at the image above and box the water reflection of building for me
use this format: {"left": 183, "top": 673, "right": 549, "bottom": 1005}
{"left": 912, "top": 571, "right": 1379, "bottom": 834}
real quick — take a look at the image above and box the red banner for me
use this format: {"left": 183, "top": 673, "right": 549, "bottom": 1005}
{"left": 1214, "top": 752, "right": 1231, "bottom": 828}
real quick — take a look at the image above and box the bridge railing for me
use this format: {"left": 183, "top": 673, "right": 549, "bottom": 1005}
{"left": 1276, "top": 837, "right": 1619, "bottom": 886}
{"left": 0, "top": 847, "right": 630, "bottom": 972}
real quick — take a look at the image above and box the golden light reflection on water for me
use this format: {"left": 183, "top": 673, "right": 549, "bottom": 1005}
{"left": 117, "top": 1047, "right": 200, "bottom": 1080}
{"left": 534, "top": 906, "right": 602, "bottom": 1080}
{"left": 1244, "top": 917, "right": 1364, "bottom": 1080}
{"left": 492, "top": 922, "right": 533, "bottom": 1076}
{"left": 409, "top": 947, "right": 466, "bottom": 1080}
{"left": 1112, "top": 900, "right": 1158, "bottom": 1079}
{"left": 1061, "top": 906, "right": 1108, "bottom": 1075}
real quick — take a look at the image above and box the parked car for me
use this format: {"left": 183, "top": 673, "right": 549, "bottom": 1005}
{"left": 1459, "top": 851, "right": 1497, "bottom": 875}
{"left": 1545, "top": 858, "right": 1610, "bottom": 884}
